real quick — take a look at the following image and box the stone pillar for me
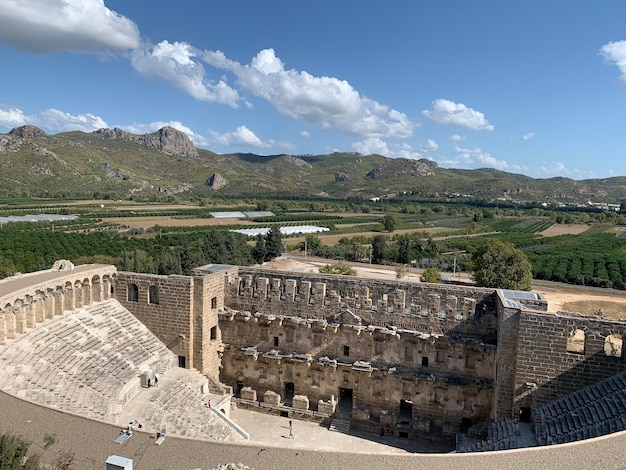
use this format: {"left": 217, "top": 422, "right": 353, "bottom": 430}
{"left": 0, "top": 310, "right": 5, "bottom": 345}
{"left": 64, "top": 286, "right": 75, "bottom": 311}
{"left": 5, "top": 309, "right": 15, "bottom": 339}
{"left": 14, "top": 305, "right": 26, "bottom": 334}
{"left": 83, "top": 281, "right": 92, "bottom": 306}
{"left": 74, "top": 282, "right": 83, "bottom": 308}
{"left": 25, "top": 302, "right": 36, "bottom": 329}
{"left": 53, "top": 291, "right": 63, "bottom": 316}
{"left": 93, "top": 278, "right": 102, "bottom": 302}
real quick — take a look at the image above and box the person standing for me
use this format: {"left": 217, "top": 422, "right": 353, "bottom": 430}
{"left": 288, "top": 420, "right": 294, "bottom": 439}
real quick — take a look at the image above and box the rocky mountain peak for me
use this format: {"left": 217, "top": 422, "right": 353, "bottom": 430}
{"left": 95, "top": 126, "right": 198, "bottom": 158}
{"left": 206, "top": 173, "right": 228, "bottom": 190}
{"left": 9, "top": 125, "right": 47, "bottom": 139}
{"left": 366, "top": 158, "right": 438, "bottom": 179}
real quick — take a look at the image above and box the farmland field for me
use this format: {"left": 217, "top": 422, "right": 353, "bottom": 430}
{"left": 540, "top": 224, "right": 591, "bottom": 237}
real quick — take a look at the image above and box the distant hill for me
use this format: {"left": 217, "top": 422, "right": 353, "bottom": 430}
{"left": 1, "top": 125, "right": 624, "bottom": 204}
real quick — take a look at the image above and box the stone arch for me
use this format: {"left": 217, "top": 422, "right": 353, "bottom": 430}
{"left": 127, "top": 283, "right": 139, "bottom": 302}
{"left": 566, "top": 328, "right": 585, "bottom": 354}
{"left": 604, "top": 334, "right": 623, "bottom": 358}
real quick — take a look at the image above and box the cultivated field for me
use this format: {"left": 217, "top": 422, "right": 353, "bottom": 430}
{"left": 540, "top": 224, "right": 591, "bottom": 237}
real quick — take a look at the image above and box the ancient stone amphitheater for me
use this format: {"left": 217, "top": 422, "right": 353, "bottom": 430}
{"left": 1, "top": 261, "right": 626, "bottom": 469}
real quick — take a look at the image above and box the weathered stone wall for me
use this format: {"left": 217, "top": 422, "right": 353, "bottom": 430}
{"left": 114, "top": 271, "right": 227, "bottom": 378}
{"left": 507, "top": 310, "right": 626, "bottom": 414}
{"left": 219, "top": 266, "right": 500, "bottom": 437}
{"left": 219, "top": 312, "right": 494, "bottom": 436}
{"left": 226, "top": 268, "right": 499, "bottom": 341}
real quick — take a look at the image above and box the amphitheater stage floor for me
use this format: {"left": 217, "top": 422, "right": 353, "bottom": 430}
{"left": 228, "top": 407, "right": 454, "bottom": 454}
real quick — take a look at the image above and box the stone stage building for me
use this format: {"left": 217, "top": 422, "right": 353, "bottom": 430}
{"left": 109, "top": 264, "right": 626, "bottom": 444}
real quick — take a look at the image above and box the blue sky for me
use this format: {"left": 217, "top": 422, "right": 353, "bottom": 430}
{"left": 1, "top": 1, "right": 626, "bottom": 179}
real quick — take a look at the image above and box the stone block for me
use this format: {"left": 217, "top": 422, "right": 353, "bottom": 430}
{"left": 240, "top": 386, "right": 257, "bottom": 401}
{"left": 318, "top": 397, "right": 336, "bottom": 415}
{"left": 264, "top": 389, "right": 281, "bottom": 406}
{"left": 292, "top": 394, "right": 309, "bottom": 410}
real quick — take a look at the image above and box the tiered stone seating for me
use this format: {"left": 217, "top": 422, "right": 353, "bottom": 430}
{"left": 457, "top": 418, "right": 522, "bottom": 452}
{"left": 0, "top": 299, "right": 245, "bottom": 442}
{"left": 0, "top": 299, "right": 175, "bottom": 422}
{"left": 534, "top": 370, "right": 626, "bottom": 446}
{"left": 133, "top": 369, "right": 243, "bottom": 442}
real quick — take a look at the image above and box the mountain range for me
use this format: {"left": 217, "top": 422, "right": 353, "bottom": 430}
{"left": 1, "top": 125, "right": 624, "bottom": 204}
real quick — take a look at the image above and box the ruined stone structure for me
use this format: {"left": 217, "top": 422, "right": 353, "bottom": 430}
{"left": 3, "top": 262, "right": 626, "bottom": 446}
{"left": 0, "top": 263, "right": 115, "bottom": 344}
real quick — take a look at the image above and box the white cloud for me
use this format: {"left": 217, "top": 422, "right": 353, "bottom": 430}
{"left": 31, "top": 108, "right": 108, "bottom": 132}
{"left": 131, "top": 41, "right": 240, "bottom": 107}
{"left": 352, "top": 138, "right": 423, "bottom": 159}
{"left": 0, "top": 106, "right": 27, "bottom": 128}
{"left": 600, "top": 40, "right": 626, "bottom": 81}
{"left": 299, "top": 131, "right": 310, "bottom": 138}
{"left": 437, "top": 145, "right": 509, "bottom": 170}
{"left": 0, "top": 0, "right": 140, "bottom": 54}
{"left": 203, "top": 48, "right": 416, "bottom": 138}
{"left": 423, "top": 99, "right": 494, "bottom": 131}
{"left": 421, "top": 139, "right": 438, "bottom": 152}
{"left": 522, "top": 132, "right": 535, "bottom": 140}
{"left": 123, "top": 120, "right": 208, "bottom": 146}
{"left": 449, "top": 134, "right": 466, "bottom": 141}
{"left": 209, "top": 125, "right": 294, "bottom": 150}
{"left": 0, "top": 106, "right": 108, "bottom": 133}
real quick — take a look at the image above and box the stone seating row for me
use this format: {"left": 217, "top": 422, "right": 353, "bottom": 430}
{"left": 457, "top": 418, "right": 522, "bottom": 453}
{"left": 134, "top": 371, "right": 243, "bottom": 442}
{"left": 0, "top": 299, "right": 176, "bottom": 423}
{"left": 534, "top": 370, "right": 626, "bottom": 446}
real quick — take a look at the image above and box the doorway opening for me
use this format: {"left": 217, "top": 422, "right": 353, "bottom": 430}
{"left": 284, "top": 382, "right": 295, "bottom": 405}
{"left": 399, "top": 399, "right": 413, "bottom": 425}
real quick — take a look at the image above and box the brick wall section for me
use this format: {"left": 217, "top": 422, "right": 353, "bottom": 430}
{"left": 513, "top": 310, "right": 626, "bottom": 412}
{"left": 192, "top": 273, "right": 224, "bottom": 378}
{"left": 493, "top": 307, "right": 520, "bottom": 419}
{"left": 115, "top": 272, "right": 195, "bottom": 368}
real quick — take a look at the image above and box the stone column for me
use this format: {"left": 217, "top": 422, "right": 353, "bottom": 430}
{"left": 14, "top": 305, "right": 26, "bottom": 334}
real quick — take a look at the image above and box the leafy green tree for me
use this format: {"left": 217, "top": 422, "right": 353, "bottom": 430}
{"left": 396, "top": 234, "right": 412, "bottom": 264}
{"left": 180, "top": 242, "right": 206, "bottom": 275}
{"left": 470, "top": 239, "right": 532, "bottom": 290}
{"left": 421, "top": 267, "right": 441, "bottom": 283}
{"left": 382, "top": 214, "right": 400, "bottom": 232}
{"left": 319, "top": 263, "right": 357, "bottom": 276}
{"left": 303, "top": 233, "right": 322, "bottom": 254}
{"left": 265, "top": 228, "right": 283, "bottom": 261}
{"left": 371, "top": 235, "right": 387, "bottom": 264}
{"left": 252, "top": 234, "right": 266, "bottom": 264}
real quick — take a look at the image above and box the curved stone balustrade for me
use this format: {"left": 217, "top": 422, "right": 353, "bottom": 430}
{"left": 0, "top": 264, "right": 116, "bottom": 344}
